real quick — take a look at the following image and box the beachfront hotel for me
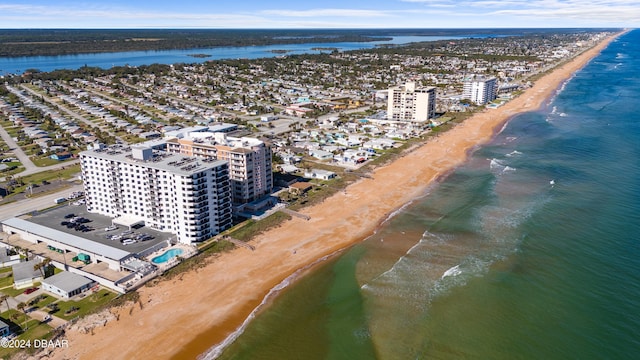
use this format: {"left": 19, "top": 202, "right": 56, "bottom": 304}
{"left": 387, "top": 81, "right": 436, "bottom": 122}
{"left": 164, "top": 128, "right": 273, "bottom": 206}
{"left": 463, "top": 76, "right": 498, "bottom": 105}
{"left": 80, "top": 144, "right": 233, "bottom": 244}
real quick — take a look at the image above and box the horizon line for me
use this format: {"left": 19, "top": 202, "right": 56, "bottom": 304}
{"left": 0, "top": 27, "right": 630, "bottom": 31}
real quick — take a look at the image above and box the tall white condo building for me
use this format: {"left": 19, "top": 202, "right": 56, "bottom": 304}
{"left": 463, "top": 76, "right": 498, "bottom": 105}
{"left": 387, "top": 82, "right": 436, "bottom": 122}
{"left": 80, "top": 145, "right": 232, "bottom": 244}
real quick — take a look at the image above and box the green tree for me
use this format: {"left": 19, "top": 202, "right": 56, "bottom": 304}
{"left": 16, "top": 302, "right": 28, "bottom": 330}
{"left": 0, "top": 294, "right": 10, "bottom": 312}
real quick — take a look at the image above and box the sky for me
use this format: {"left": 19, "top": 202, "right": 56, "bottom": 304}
{"left": 0, "top": 0, "right": 637, "bottom": 29}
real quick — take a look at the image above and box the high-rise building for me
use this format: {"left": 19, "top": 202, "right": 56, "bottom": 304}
{"left": 164, "top": 131, "right": 273, "bottom": 205}
{"left": 80, "top": 145, "right": 232, "bottom": 244}
{"left": 387, "top": 82, "right": 436, "bottom": 122}
{"left": 463, "top": 76, "right": 498, "bottom": 105}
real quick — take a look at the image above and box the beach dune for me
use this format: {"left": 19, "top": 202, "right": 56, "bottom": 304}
{"left": 46, "top": 33, "right": 619, "bottom": 360}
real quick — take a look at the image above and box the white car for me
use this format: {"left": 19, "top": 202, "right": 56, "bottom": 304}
{"left": 105, "top": 225, "right": 118, "bottom": 231}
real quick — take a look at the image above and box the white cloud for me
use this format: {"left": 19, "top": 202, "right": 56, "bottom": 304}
{"left": 0, "top": 3, "right": 271, "bottom": 28}
{"left": 0, "top": 1, "right": 634, "bottom": 28}
{"left": 396, "top": 0, "right": 638, "bottom": 24}
{"left": 261, "top": 8, "right": 391, "bottom": 18}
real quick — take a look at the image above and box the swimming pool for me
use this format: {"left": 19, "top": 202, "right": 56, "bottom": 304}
{"left": 151, "top": 248, "right": 184, "bottom": 264}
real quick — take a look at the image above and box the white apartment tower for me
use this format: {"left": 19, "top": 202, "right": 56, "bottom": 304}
{"left": 463, "top": 76, "right": 498, "bottom": 105}
{"left": 81, "top": 145, "right": 232, "bottom": 244}
{"left": 387, "top": 82, "right": 436, "bottom": 122}
{"left": 164, "top": 131, "right": 273, "bottom": 205}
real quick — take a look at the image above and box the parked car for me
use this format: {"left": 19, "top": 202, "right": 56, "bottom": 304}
{"left": 23, "top": 287, "right": 39, "bottom": 295}
{"left": 105, "top": 225, "right": 118, "bottom": 232}
{"left": 64, "top": 213, "right": 75, "bottom": 219}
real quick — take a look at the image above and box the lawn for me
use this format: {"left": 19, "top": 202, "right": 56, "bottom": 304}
{"left": 0, "top": 275, "right": 14, "bottom": 289}
{"left": 31, "top": 157, "right": 65, "bottom": 167}
{"left": 226, "top": 211, "right": 291, "bottom": 242}
{"left": 5, "top": 128, "right": 20, "bottom": 137}
{"left": 18, "top": 164, "right": 80, "bottom": 185}
{"left": 27, "top": 294, "right": 56, "bottom": 310}
{"left": 0, "top": 309, "right": 54, "bottom": 359}
{"left": 53, "top": 289, "right": 117, "bottom": 321}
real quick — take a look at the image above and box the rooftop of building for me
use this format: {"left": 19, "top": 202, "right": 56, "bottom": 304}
{"left": 167, "top": 131, "right": 266, "bottom": 149}
{"left": 3, "top": 217, "right": 132, "bottom": 261}
{"left": 12, "top": 205, "right": 174, "bottom": 258}
{"left": 389, "top": 81, "right": 436, "bottom": 93}
{"left": 80, "top": 145, "right": 228, "bottom": 176}
{"left": 12, "top": 259, "right": 42, "bottom": 282}
{"left": 42, "top": 271, "right": 95, "bottom": 293}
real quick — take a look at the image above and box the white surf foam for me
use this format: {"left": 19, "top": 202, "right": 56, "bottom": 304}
{"left": 441, "top": 264, "right": 462, "bottom": 279}
{"left": 361, "top": 237, "right": 427, "bottom": 290}
{"left": 490, "top": 158, "right": 505, "bottom": 170}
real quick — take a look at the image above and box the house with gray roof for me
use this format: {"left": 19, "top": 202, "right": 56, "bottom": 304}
{"left": 12, "top": 259, "right": 43, "bottom": 289}
{"left": 41, "top": 272, "right": 96, "bottom": 299}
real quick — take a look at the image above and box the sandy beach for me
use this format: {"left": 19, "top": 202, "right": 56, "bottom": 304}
{"left": 44, "top": 33, "right": 620, "bottom": 360}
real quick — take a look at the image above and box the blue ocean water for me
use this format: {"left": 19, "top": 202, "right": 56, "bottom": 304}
{"left": 210, "top": 30, "right": 640, "bottom": 360}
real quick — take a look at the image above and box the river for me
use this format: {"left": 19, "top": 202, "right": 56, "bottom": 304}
{"left": 0, "top": 35, "right": 471, "bottom": 75}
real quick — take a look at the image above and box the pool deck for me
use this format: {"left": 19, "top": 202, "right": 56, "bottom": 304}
{"left": 145, "top": 244, "right": 196, "bottom": 271}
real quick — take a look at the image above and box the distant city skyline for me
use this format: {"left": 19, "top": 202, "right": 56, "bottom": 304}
{"left": 0, "top": 1, "right": 637, "bottom": 29}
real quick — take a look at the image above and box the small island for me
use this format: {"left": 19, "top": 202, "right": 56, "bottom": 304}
{"left": 270, "top": 49, "right": 292, "bottom": 54}
{"left": 311, "top": 47, "right": 339, "bottom": 51}
{"left": 188, "top": 53, "right": 212, "bottom": 58}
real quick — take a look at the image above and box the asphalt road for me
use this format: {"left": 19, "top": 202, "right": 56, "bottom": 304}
{"left": 0, "top": 117, "right": 37, "bottom": 172}
{"left": 0, "top": 183, "right": 84, "bottom": 221}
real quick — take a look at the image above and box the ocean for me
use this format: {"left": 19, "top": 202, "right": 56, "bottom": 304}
{"left": 209, "top": 30, "right": 640, "bottom": 360}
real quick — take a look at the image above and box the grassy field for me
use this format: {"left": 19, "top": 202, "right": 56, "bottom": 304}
{"left": 0, "top": 275, "right": 14, "bottom": 289}
{"left": 31, "top": 157, "right": 67, "bottom": 167}
{"left": 53, "top": 289, "right": 117, "bottom": 321}
{"left": 0, "top": 309, "right": 54, "bottom": 359}
{"left": 15, "top": 164, "right": 79, "bottom": 184}
{"left": 226, "top": 211, "right": 292, "bottom": 242}
{"left": 0, "top": 282, "right": 40, "bottom": 298}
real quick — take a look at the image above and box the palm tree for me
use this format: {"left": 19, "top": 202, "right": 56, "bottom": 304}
{"left": 0, "top": 294, "right": 9, "bottom": 312}
{"left": 42, "top": 258, "right": 52, "bottom": 277}
{"left": 33, "top": 258, "right": 51, "bottom": 278}
{"left": 33, "top": 262, "right": 44, "bottom": 277}
{"left": 16, "top": 302, "right": 28, "bottom": 330}
{"left": 10, "top": 313, "right": 21, "bottom": 331}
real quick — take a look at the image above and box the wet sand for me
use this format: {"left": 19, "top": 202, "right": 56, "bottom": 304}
{"left": 46, "top": 33, "right": 620, "bottom": 360}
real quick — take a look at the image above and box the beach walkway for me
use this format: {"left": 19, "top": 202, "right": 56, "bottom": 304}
{"left": 224, "top": 237, "right": 256, "bottom": 251}
{"left": 281, "top": 208, "right": 311, "bottom": 221}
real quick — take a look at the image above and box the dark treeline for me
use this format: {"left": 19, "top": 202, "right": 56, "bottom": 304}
{"left": 0, "top": 29, "right": 393, "bottom": 57}
{"left": 6, "top": 63, "right": 173, "bottom": 83}
{"left": 0, "top": 28, "right": 618, "bottom": 58}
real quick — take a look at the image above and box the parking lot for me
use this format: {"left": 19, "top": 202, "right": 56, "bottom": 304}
{"left": 27, "top": 205, "right": 173, "bottom": 255}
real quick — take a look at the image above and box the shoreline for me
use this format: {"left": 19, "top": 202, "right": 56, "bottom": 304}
{"left": 45, "top": 32, "right": 622, "bottom": 360}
